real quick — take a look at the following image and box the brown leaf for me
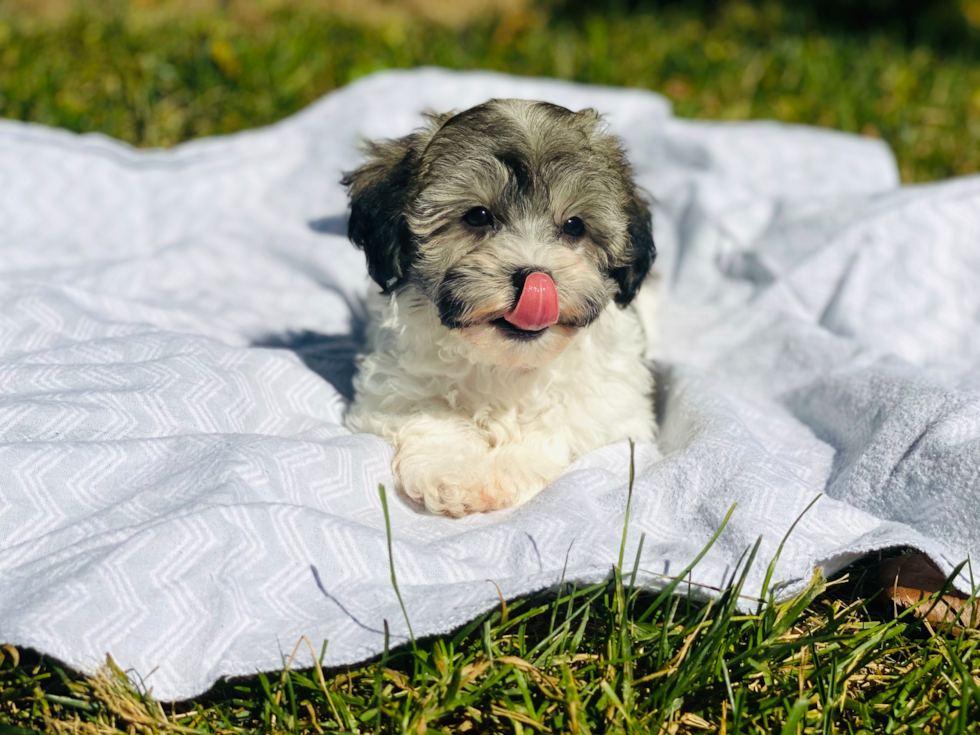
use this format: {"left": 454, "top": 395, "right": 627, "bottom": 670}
{"left": 879, "top": 553, "right": 979, "bottom": 634}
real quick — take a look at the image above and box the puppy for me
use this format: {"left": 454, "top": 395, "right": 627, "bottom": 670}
{"left": 342, "top": 99, "right": 657, "bottom": 516}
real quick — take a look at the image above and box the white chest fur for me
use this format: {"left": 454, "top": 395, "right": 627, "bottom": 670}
{"left": 346, "top": 288, "right": 656, "bottom": 516}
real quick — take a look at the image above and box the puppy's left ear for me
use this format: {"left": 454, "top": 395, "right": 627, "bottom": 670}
{"left": 611, "top": 187, "right": 657, "bottom": 307}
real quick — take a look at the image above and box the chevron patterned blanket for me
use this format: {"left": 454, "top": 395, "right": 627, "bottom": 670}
{"left": 1, "top": 69, "right": 978, "bottom": 700}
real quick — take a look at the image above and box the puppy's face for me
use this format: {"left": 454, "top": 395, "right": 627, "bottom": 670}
{"left": 344, "top": 99, "right": 655, "bottom": 368}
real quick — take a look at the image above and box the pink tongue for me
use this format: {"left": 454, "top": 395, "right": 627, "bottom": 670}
{"left": 504, "top": 272, "right": 559, "bottom": 331}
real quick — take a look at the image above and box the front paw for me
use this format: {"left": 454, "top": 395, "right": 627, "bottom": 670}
{"left": 391, "top": 439, "right": 566, "bottom": 516}
{"left": 392, "top": 446, "right": 517, "bottom": 516}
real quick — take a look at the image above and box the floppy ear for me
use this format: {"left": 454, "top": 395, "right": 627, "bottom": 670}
{"left": 341, "top": 137, "right": 420, "bottom": 293}
{"left": 610, "top": 187, "right": 656, "bottom": 307}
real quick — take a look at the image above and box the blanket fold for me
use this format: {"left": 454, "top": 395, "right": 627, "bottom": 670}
{"left": 1, "top": 68, "right": 977, "bottom": 701}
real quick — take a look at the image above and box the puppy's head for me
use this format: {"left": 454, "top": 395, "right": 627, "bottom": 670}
{"left": 343, "top": 99, "right": 655, "bottom": 368}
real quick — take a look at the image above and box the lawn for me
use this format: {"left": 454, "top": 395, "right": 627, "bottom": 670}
{"left": 1, "top": 1, "right": 980, "bottom": 732}
{"left": 0, "top": 0, "right": 979, "bottom": 181}
{"left": 2, "top": 520, "right": 979, "bottom": 733}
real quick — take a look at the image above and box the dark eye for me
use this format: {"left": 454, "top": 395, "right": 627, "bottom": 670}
{"left": 463, "top": 206, "right": 494, "bottom": 228}
{"left": 561, "top": 217, "right": 585, "bottom": 238}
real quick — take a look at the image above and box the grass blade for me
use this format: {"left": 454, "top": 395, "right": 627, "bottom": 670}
{"left": 378, "top": 483, "right": 416, "bottom": 649}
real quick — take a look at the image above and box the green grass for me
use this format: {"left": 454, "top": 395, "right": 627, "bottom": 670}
{"left": 1, "top": 477, "right": 978, "bottom": 732}
{"left": 2, "top": 4, "right": 980, "bottom": 732}
{"left": 2, "top": 552, "right": 979, "bottom": 733}
{"left": 0, "top": 3, "right": 978, "bottom": 181}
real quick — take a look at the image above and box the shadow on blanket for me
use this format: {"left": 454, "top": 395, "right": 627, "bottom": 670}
{"left": 253, "top": 214, "right": 367, "bottom": 402}
{"left": 254, "top": 327, "right": 364, "bottom": 401}
{"left": 308, "top": 215, "right": 349, "bottom": 237}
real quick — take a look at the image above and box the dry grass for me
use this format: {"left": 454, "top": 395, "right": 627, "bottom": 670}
{"left": 1, "top": 2, "right": 978, "bottom": 181}
{"left": 0, "top": 0, "right": 531, "bottom": 28}
{"left": 3, "top": 560, "right": 979, "bottom": 733}
{"left": 2, "top": 482, "right": 979, "bottom": 732}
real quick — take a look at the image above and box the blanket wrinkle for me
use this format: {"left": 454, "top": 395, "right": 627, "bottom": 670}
{"left": 0, "top": 68, "right": 977, "bottom": 701}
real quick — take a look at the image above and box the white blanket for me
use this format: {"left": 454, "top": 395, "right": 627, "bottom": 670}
{"left": 1, "top": 68, "right": 978, "bottom": 701}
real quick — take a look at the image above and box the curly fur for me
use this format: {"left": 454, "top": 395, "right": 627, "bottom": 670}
{"left": 343, "top": 99, "right": 658, "bottom": 516}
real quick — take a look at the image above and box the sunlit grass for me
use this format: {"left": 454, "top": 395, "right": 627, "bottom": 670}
{"left": 0, "top": 4, "right": 978, "bottom": 181}
{"left": 3, "top": 556, "right": 979, "bottom": 733}
{"left": 2, "top": 473, "right": 979, "bottom": 731}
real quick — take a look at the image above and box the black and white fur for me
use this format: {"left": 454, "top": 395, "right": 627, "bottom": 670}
{"left": 343, "top": 99, "right": 657, "bottom": 516}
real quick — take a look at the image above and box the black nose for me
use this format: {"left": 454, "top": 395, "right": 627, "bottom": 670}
{"left": 511, "top": 267, "right": 552, "bottom": 297}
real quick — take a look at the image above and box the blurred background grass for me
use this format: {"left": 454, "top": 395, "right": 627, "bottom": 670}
{"left": 0, "top": 0, "right": 979, "bottom": 182}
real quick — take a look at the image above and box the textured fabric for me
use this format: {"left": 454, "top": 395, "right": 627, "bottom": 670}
{"left": 1, "top": 68, "right": 978, "bottom": 701}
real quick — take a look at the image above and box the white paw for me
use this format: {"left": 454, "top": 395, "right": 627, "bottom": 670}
{"left": 392, "top": 438, "right": 564, "bottom": 517}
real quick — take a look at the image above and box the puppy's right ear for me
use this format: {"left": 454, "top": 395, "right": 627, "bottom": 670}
{"left": 342, "top": 137, "right": 420, "bottom": 293}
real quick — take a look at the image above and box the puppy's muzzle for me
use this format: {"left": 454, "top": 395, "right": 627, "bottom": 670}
{"left": 503, "top": 271, "right": 559, "bottom": 332}
{"left": 437, "top": 265, "right": 598, "bottom": 339}
{"left": 485, "top": 269, "right": 558, "bottom": 341}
